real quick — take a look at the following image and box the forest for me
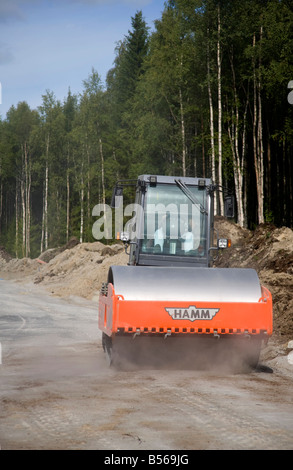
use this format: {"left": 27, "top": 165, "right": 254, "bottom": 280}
{"left": 0, "top": 0, "right": 292, "bottom": 258}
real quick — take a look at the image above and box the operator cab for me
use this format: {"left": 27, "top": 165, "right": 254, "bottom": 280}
{"left": 112, "top": 175, "right": 232, "bottom": 268}
{"left": 134, "top": 175, "right": 212, "bottom": 267}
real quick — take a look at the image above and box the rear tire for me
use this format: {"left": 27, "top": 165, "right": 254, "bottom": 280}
{"left": 102, "top": 333, "right": 113, "bottom": 366}
{"left": 244, "top": 336, "right": 262, "bottom": 369}
{"left": 231, "top": 336, "right": 262, "bottom": 370}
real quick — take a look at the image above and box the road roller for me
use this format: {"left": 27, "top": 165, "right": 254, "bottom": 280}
{"left": 98, "top": 175, "right": 273, "bottom": 368}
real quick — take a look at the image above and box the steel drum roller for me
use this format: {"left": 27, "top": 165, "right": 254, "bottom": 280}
{"left": 108, "top": 266, "right": 263, "bottom": 303}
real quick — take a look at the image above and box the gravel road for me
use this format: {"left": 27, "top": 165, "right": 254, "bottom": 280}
{"left": 1, "top": 279, "right": 293, "bottom": 451}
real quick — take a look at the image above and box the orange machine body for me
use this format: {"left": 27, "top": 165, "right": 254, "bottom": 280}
{"left": 99, "top": 176, "right": 273, "bottom": 367}
{"left": 99, "top": 282, "right": 273, "bottom": 340}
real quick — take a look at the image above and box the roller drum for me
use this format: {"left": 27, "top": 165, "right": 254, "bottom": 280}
{"left": 108, "top": 265, "right": 262, "bottom": 303}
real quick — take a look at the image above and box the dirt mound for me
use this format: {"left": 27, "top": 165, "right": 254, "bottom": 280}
{"left": 37, "top": 236, "right": 80, "bottom": 263}
{"left": 0, "top": 240, "right": 128, "bottom": 299}
{"left": 215, "top": 219, "right": 293, "bottom": 273}
{"left": 0, "top": 246, "right": 13, "bottom": 263}
{"left": 33, "top": 241, "right": 128, "bottom": 300}
{"left": 215, "top": 218, "right": 293, "bottom": 341}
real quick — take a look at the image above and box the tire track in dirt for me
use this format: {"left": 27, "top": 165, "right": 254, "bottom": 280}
{"left": 124, "top": 370, "right": 293, "bottom": 450}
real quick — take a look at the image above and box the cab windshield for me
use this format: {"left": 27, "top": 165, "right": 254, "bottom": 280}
{"left": 140, "top": 183, "right": 207, "bottom": 258}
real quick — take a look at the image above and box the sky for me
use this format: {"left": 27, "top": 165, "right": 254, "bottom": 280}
{"left": 0, "top": 0, "right": 166, "bottom": 119}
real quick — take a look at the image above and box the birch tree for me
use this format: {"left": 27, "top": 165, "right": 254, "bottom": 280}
{"left": 207, "top": 29, "right": 216, "bottom": 213}
{"left": 38, "top": 91, "right": 56, "bottom": 251}
{"left": 252, "top": 28, "right": 265, "bottom": 224}
{"left": 6, "top": 102, "right": 38, "bottom": 257}
{"left": 217, "top": 3, "right": 224, "bottom": 215}
{"left": 63, "top": 89, "right": 78, "bottom": 243}
{"left": 226, "top": 46, "right": 248, "bottom": 227}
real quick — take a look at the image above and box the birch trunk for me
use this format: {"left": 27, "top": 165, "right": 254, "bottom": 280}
{"left": 207, "top": 29, "right": 216, "bottom": 214}
{"left": 26, "top": 147, "right": 31, "bottom": 257}
{"left": 241, "top": 99, "right": 248, "bottom": 227}
{"left": 66, "top": 169, "right": 70, "bottom": 243}
{"left": 99, "top": 138, "right": 106, "bottom": 207}
{"left": 45, "top": 134, "right": 49, "bottom": 250}
{"left": 21, "top": 179, "right": 25, "bottom": 258}
{"left": 15, "top": 180, "right": 19, "bottom": 257}
{"left": 228, "top": 50, "right": 246, "bottom": 227}
{"left": 201, "top": 112, "right": 206, "bottom": 178}
{"left": 23, "top": 141, "right": 31, "bottom": 258}
{"left": 257, "top": 27, "right": 264, "bottom": 224}
{"left": 0, "top": 184, "right": 1, "bottom": 233}
{"left": 99, "top": 138, "right": 108, "bottom": 239}
{"left": 40, "top": 183, "right": 45, "bottom": 254}
{"left": 179, "top": 86, "right": 186, "bottom": 177}
{"left": 242, "top": 93, "right": 248, "bottom": 227}
{"left": 252, "top": 30, "right": 264, "bottom": 225}
{"left": 80, "top": 159, "right": 84, "bottom": 244}
{"left": 217, "top": 5, "right": 224, "bottom": 216}
{"left": 66, "top": 143, "right": 70, "bottom": 243}
{"left": 87, "top": 144, "right": 91, "bottom": 236}
{"left": 0, "top": 163, "right": 2, "bottom": 235}
{"left": 56, "top": 188, "right": 60, "bottom": 244}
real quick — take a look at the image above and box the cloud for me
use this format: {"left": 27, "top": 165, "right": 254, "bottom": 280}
{"left": 0, "top": 0, "right": 41, "bottom": 23}
{"left": 58, "top": 0, "right": 152, "bottom": 4}
{"left": 0, "top": 0, "right": 161, "bottom": 118}
{"left": 0, "top": 43, "right": 14, "bottom": 64}
{"left": 0, "top": 2, "right": 24, "bottom": 22}
{"left": 0, "top": 0, "right": 153, "bottom": 22}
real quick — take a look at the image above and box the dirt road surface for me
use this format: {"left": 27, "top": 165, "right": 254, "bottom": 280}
{"left": 1, "top": 278, "right": 293, "bottom": 451}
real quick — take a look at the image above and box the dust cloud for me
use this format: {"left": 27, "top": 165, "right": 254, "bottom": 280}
{"left": 107, "top": 335, "right": 261, "bottom": 374}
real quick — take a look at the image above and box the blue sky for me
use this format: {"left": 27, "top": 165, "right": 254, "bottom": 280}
{"left": 0, "top": 0, "right": 166, "bottom": 119}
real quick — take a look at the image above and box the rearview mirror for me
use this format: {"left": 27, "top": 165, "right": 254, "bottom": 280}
{"left": 224, "top": 196, "right": 235, "bottom": 218}
{"left": 111, "top": 186, "right": 123, "bottom": 208}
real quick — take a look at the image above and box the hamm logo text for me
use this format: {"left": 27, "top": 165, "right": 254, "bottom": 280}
{"left": 165, "top": 306, "right": 219, "bottom": 322}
